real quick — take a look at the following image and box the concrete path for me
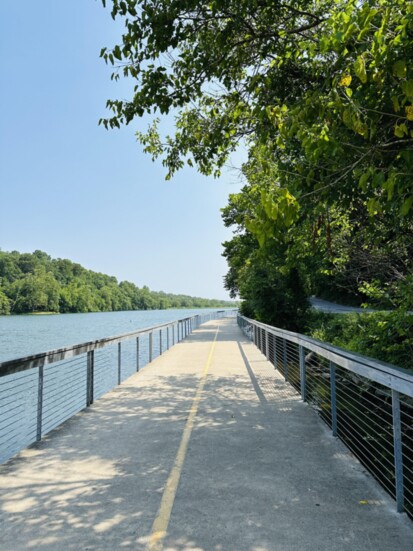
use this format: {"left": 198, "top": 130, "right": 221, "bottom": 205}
{"left": 0, "top": 318, "right": 412, "bottom": 551}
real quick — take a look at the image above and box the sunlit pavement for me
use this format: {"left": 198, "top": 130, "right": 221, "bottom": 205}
{"left": 0, "top": 318, "right": 412, "bottom": 550}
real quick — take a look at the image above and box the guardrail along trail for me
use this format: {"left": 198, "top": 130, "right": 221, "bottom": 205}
{"left": 0, "top": 318, "right": 412, "bottom": 551}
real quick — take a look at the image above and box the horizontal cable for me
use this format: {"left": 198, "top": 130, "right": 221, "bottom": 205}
{"left": 44, "top": 371, "right": 86, "bottom": 391}
{"left": 42, "top": 387, "right": 86, "bottom": 413}
{"left": 336, "top": 429, "right": 396, "bottom": 493}
{"left": 43, "top": 403, "right": 85, "bottom": 426}
{"left": 0, "top": 422, "right": 37, "bottom": 449}
{"left": 0, "top": 405, "right": 33, "bottom": 430}
{"left": 337, "top": 405, "right": 395, "bottom": 451}
{"left": 336, "top": 400, "right": 394, "bottom": 446}
{"left": 337, "top": 413, "right": 395, "bottom": 467}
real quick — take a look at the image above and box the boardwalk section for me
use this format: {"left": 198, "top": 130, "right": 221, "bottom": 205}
{"left": 0, "top": 318, "right": 412, "bottom": 550}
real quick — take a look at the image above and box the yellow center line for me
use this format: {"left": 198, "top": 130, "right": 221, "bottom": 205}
{"left": 146, "top": 325, "right": 220, "bottom": 551}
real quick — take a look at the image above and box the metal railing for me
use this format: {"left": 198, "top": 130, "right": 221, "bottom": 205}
{"left": 238, "top": 314, "right": 413, "bottom": 519}
{"left": 0, "top": 310, "right": 236, "bottom": 464}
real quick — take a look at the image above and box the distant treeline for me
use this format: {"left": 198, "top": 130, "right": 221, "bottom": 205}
{"left": 0, "top": 250, "right": 236, "bottom": 315}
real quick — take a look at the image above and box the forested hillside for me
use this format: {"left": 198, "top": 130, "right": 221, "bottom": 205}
{"left": 0, "top": 250, "right": 235, "bottom": 315}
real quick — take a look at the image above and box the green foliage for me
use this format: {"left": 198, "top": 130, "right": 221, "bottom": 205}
{"left": 221, "top": 148, "right": 412, "bottom": 339}
{"left": 306, "top": 310, "right": 413, "bottom": 371}
{"left": 0, "top": 250, "right": 236, "bottom": 315}
{"left": 238, "top": 259, "right": 309, "bottom": 331}
{"left": 0, "top": 290, "right": 11, "bottom": 315}
{"left": 100, "top": 1, "right": 413, "bottom": 358}
{"left": 101, "top": 0, "right": 413, "bottom": 214}
{"left": 222, "top": 180, "right": 309, "bottom": 331}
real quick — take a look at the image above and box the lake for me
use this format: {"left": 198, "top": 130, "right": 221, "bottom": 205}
{"left": 0, "top": 308, "right": 225, "bottom": 362}
{"left": 0, "top": 308, "right": 233, "bottom": 463}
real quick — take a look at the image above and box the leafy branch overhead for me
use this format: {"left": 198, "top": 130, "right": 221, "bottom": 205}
{"left": 101, "top": 1, "right": 412, "bottom": 360}
{"left": 101, "top": 0, "right": 413, "bottom": 216}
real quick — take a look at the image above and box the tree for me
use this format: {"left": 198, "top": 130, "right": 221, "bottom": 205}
{"left": 0, "top": 250, "right": 236, "bottom": 315}
{"left": 99, "top": 0, "right": 413, "bottom": 327}
{"left": 10, "top": 268, "right": 61, "bottom": 313}
{"left": 0, "top": 290, "right": 11, "bottom": 315}
{"left": 101, "top": 0, "right": 413, "bottom": 215}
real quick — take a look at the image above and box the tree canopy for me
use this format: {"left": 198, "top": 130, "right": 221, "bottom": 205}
{"left": 100, "top": 0, "right": 413, "bottom": 333}
{"left": 101, "top": 0, "right": 413, "bottom": 214}
{"left": 0, "top": 250, "right": 236, "bottom": 315}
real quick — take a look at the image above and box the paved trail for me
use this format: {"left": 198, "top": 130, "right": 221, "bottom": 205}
{"left": 0, "top": 319, "right": 412, "bottom": 550}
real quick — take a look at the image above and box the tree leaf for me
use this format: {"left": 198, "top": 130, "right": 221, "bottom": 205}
{"left": 391, "top": 95, "right": 401, "bottom": 113}
{"left": 339, "top": 75, "right": 352, "bottom": 87}
{"left": 405, "top": 106, "right": 413, "bottom": 121}
{"left": 354, "top": 56, "right": 367, "bottom": 83}
{"left": 400, "top": 196, "right": 413, "bottom": 216}
{"left": 402, "top": 80, "right": 413, "bottom": 99}
{"left": 359, "top": 172, "right": 370, "bottom": 190}
{"left": 394, "top": 123, "right": 408, "bottom": 138}
{"left": 393, "top": 60, "right": 407, "bottom": 78}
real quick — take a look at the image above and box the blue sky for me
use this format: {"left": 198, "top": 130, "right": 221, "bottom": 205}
{"left": 0, "top": 1, "right": 244, "bottom": 300}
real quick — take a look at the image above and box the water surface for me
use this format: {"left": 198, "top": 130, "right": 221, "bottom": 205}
{"left": 0, "top": 308, "right": 221, "bottom": 362}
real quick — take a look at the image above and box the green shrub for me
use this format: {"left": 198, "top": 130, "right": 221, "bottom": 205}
{"left": 305, "top": 310, "right": 413, "bottom": 372}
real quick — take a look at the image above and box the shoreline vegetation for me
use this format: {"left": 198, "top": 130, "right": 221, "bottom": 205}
{"left": 0, "top": 250, "right": 237, "bottom": 316}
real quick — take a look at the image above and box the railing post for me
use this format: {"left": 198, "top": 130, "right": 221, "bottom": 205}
{"left": 86, "top": 350, "right": 94, "bottom": 407}
{"left": 173, "top": 324, "right": 175, "bottom": 345}
{"left": 283, "top": 339, "right": 288, "bottom": 381}
{"left": 330, "top": 361, "right": 337, "bottom": 436}
{"left": 136, "top": 337, "right": 140, "bottom": 372}
{"left": 160, "top": 329, "right": 163, "bottom": 355}
{"left": 273, "top": 336, "right": 277, "bottom": 370}
{"left": 299, "top": 345, "right": 306, "bottom": 401}
{"left": 36, "top": 364, "right": 44, "bottom": 441}
{"left": 392, "top": 389, "right": 405, "bottom": 513}
{"left": 167, "top": 327, "right": 170, "bottom": 350}
{"left": 266, "top": 330, "right": 269, "bottom": 360}
{"left": 118, "top": 342, "right": 121, "bottom": 384}
{"left": 149, "top": 332, "right": 153, "bottom": 362}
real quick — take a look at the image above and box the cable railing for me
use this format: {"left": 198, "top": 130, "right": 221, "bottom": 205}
{"left": 0, "top": 310, "right": 236, "bottom": 464}
{"left": 238, "top": 314, "right": 413, "bottom": 519}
